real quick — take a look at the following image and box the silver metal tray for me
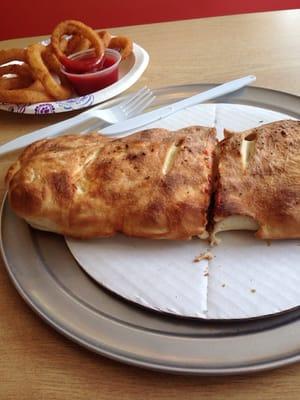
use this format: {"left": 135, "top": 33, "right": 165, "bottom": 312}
{"left": 1, "top": 84, "right": 300, "bottom": 375}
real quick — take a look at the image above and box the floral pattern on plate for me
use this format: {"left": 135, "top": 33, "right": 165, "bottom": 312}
{"left": 56, "top": 95, "right": 94, "bottom": 111}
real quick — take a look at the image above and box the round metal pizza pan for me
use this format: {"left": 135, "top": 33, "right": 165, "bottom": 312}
{"left": 1, "top": 83, "right": 300, "bottom": 375}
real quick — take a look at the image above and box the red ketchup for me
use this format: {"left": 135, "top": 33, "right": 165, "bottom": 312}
{"left": 61, "top": 49, "right": 121, "bottom": 95}
{"left": 60, "top": 53, "right": 102, "bottom": 74}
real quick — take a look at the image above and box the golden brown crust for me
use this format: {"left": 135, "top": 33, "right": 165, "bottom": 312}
{"left": 214, "top": 120, "right": 300, "bottom": 239}
{"left": 6, "top": 127, "right": 217, "bottom": 240}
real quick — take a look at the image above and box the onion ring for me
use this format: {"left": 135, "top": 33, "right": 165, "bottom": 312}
{"left": 0, "top": 48, "right": 26, "bottom": 64}
{"left": 0, "top": 63, "right": 33, "bottom": 79}
{"left": 0, "top": 81, "right": 54, "bottom": 104}
{"left": 98, "top": 31, "right": 112, "bottom": 48}
{"left": 0, "top": 76, "right": 34, "bottom": 90}
{"left": 0, "top": 77, "right": 31, "bottom": 90}
{"left": 43, "top": 45, "right": 63, "bottom": 74}
{"left": 59, "top": 37, "right": 69, "bottom": 52}
{"left": 26, "top": 43, "right": 72, "bottom": 100}
{"left": 42, "top": 45, "right": 73, "bottom": 90}
{"left": 65, "top": 34, "right": 90, "bottom": 55}
{"left": 0, "top": 89, "right": 53, "bottom": 104}
{"left": 28, "top": 80, "right": 46, "bottom": 91}
{"left": 0, "top": 64, "right": 34, "bottom": 90}
{"left": 108, "top": 36, "right": 133, "bottom": 60}
{"left": 27, "top": 79, "right": 52, "bottom": 94}
{"left": 0, "top": 21, "right": 133, "bottom": 104}
{"left": 0, "top": 59, "right": 53, "bottom": 103}
{"left": 65, "top": 31, "right": 111, "bottom": 56}
{"left": 51, "top": 20, "right": 104, "bottom": 63}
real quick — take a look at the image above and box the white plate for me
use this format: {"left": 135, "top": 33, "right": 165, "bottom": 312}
{"left": 0, "top": 42, "right": 149, "bottom": 114}
{"left": 66, "top": 103, "right": 300, "bottom": 320}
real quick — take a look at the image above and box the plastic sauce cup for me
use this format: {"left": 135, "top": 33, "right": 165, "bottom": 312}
{"left": 61, "top": 48, "right": 121, "bottom": 95}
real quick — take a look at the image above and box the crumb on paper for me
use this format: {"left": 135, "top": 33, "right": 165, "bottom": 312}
{"left": 203, "top": 271, "right": 209, "bottom": 277}
{"left": 266, "top": 240, "right": 271, "bottom": 247}
{"left": 193, "top": 251, "right": 214, "bottom": 263}
{"left": 222, "top": 283, "right": 226, "bottom": 288}
{"left": 250, "top": 288, "right": 256, "bottom": 293}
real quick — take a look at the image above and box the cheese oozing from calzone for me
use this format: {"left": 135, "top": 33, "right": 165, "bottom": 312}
{"left": 6, "top": 126, "right": 217, "bottom": 240}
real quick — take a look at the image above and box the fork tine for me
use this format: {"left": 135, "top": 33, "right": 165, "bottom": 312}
{"left": 123, "top": 89, "right": 153, "bottom": 114}
{"left": 127, "top": 90, "right": 155, "bottom": 115}
{"left": 120, "top": 87, "right": 149, "bottom": 108}
{"left": 121, "top": 88, "right": 152, "bottom": 113}
{"left": 126, "top": 92, "right": 155, "bottom": 117}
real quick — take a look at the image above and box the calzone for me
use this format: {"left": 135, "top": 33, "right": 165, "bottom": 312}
{"left": 6, "top": 126, "right": 217, "bottom": 240}
{"left": 213, "top": 120, "right": 300, "bottom": 242}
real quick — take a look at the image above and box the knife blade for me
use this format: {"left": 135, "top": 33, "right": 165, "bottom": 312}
{"left": 100, "top": 75, "right": 256, "bottom": 135}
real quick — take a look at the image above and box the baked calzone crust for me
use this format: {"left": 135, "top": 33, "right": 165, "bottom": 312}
{"left": 6, "top": 126, "right": 217, "bottom": 240}
{"left": 213, "top": 120, "right": 300, "bottom": 242}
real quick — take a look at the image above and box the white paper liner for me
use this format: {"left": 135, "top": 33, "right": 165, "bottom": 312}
{"left": 66, "top": 103, "right": 300, "bottom": 320}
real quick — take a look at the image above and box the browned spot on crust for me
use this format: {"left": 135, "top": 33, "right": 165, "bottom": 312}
{"left": 10, "top": 184, "right": 42, "bottom": 216}
{"left": 50, "top": 171, "right": 74, "bottom": 201}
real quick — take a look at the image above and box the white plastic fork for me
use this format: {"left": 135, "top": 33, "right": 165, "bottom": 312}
{"left": 0, "top": 87, "right": 155, "bottom": 155}
{"left": 88, "top": 87, "right": 155, "bottom": 124}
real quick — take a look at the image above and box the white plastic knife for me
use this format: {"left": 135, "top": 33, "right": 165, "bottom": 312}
{"left": 100, "top": 75, "right": 256, "bottom": 135}
{"left": 0, "top": 75, "right": 255, "bottom": 155}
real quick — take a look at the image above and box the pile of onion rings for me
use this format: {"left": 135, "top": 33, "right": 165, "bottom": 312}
{"left": 0, "top": 19, "right": 133, "bottom": 104}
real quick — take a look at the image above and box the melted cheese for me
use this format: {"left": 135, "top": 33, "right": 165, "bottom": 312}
{"left": 162, "top": 143, "right": 180, "bottom": 175}
{"left": 240, "top": 139, "right": 256, "bottom": 169}
{"left": 199, "top": 230, "right": 209, "bottom": 239}
{"left": 211, "top": 215, "right": 259, "bottom": 245}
